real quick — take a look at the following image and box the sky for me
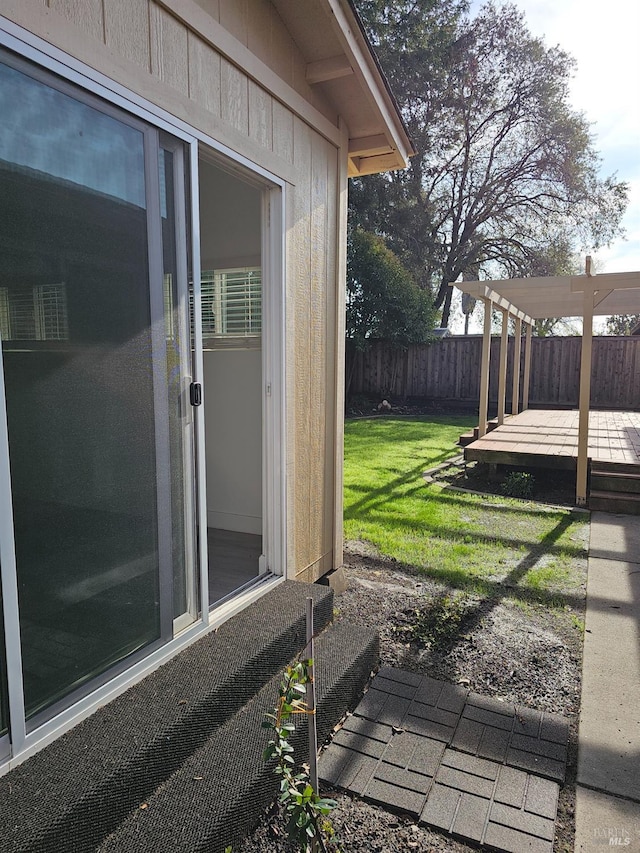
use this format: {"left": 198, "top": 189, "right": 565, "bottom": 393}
{"left": 508, "top": 0, "right": 640, "bottom": 274}
{"left": 452, "top": 0, "right": 640, "bottom": 333}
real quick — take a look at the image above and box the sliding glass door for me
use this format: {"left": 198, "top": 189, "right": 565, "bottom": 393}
{"left": 0, "top": 51, "right": 196, "bottom": 725}
{"left": 0, "top": 588, "right": 8, "bottom": 748}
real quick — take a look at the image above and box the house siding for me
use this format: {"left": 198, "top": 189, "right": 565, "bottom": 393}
{"left": 0, "top": 0, "right": 345, "bottom": 582}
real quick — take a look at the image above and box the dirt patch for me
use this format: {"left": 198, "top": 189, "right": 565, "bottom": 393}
{"left": 239, "top": 538, "right": 586, "bottom": 853}
{"left": 336, "top": 548, "right": 584, "bottom": 717}
{"left": 431, "top": 457, "right": 580, "bottom": 509}
{"left": 346, "top": 396, "right": 474, "bottom": 419}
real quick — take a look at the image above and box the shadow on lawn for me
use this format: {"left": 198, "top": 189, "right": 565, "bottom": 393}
{"left": 345, "top": 451, "right": 465, "bottom": 517}
{"left": 347, "top": 470, "right": 587, "bottom": 616}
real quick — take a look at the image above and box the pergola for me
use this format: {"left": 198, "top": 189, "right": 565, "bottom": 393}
{"left": 454, "top": 260, "right": 640, "bottom": 505}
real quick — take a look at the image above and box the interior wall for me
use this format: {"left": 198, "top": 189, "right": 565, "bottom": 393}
{"left": 203, "top": 349, "right": 262, "bottom": 534}
{"left": 199, "top": 163, "right": 261, "bottom": 269}
{"left": 199, "top": 159, "right": 262, "bottom": 535}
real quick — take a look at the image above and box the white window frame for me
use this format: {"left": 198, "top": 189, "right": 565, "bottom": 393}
{"left": 0, "top": 14, "right": 287, "bottom": 773}
{"left": 200, "top": 266, "right": 262, "bottom": 346}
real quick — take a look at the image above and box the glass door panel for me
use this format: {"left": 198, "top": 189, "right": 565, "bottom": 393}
{"left": 160, "top": 145, "right": 197, "bottom": 628}
{"left": 0, "top": 586, "right": 8, "bottom": 741}
{"left": 0, "top": 55, "right": 179, "bottom": 720}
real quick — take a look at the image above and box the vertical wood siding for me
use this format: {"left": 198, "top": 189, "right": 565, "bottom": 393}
{"left": 8, "top": 0, "right": 345, "bottom": 579}
{"left": 290, "top": 117, "right": 313, "bottom": 574}
{"left": 349, "top": 337, "right": 640, "bottom": 411}
{"left": 104, "top": 0, "right": 151, "bottom": 72}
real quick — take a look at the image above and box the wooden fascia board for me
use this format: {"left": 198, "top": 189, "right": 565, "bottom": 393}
{"left": 570, "top": 270, "right": 640, "bottom": 292}
{"left": 155, "top": 0, "right": 342, "bottom": 147}
{"left": 306, "top": 54, "right": 353, "bottom": 84}
{"left": 349, "top": 151, "right": 405, "bottom": 175}
{"left": 348, "top": 134, "right": 391, "bottom": 157}
{"left": 323, "top": 0, "right": 414, "bottom": 166}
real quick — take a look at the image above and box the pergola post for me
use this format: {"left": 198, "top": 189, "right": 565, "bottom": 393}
{"left": 522, "top": 322, "right": 533, "bottom": 411}
{"left": 478, "top": 297, "right": 492, "bottom": 437}
{"left": 497, "top": 308, "right": 509, "bottom": 425}
{"left": 512, "top": 316, "right": 522, "bottom": 415}
{"left": 576, "top": 289, "right": 594, "bottom": 506}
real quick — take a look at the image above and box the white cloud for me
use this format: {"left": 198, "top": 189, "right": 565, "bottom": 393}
{"left": 511, "top": 0, "right": 640, "bottom": 272}
{"left": 468, "top": 0, "right": 640, "bottom": 274}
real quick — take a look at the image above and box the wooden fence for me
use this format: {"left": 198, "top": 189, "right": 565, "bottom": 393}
{"left": 347, "top": 335, "right": 640, "bottom": 410}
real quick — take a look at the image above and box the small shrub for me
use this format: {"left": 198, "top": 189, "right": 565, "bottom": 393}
{"left": 501, "top": 471, "right": 535, "bottom": 499}
{"left": 263, "top": 659, "right": 338, "bottom": 852}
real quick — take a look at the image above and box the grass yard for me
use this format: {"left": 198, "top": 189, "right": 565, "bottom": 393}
{"left": 344, "top": 415, "right": 589, "bottom": 607}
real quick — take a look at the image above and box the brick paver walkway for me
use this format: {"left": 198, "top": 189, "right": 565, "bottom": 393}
{"left": 319, "top": 667, "right": 570, "bottom": 853}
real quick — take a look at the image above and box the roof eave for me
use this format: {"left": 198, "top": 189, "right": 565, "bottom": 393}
{"left": 322, "top": 0, "right": 415, "bottom": 174}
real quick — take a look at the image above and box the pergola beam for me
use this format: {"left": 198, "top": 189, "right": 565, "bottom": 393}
{"left": 593, "top": 289, "right": 613, "bottom": 309}
{"left": 449, "top": 282, "right": 534, "bottom": 325}
{"left": 455, "top": 271, "right": 640, "bottom": 319}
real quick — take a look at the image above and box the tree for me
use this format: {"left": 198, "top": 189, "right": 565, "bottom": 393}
{"left": 352, "top": 1, "right": 628, "bottom": 327}
{"left": 605, "top": 314, "right": 640, "bottom": 335}
{"left": 346, "top": 228, "right": 435, "bottom": 348}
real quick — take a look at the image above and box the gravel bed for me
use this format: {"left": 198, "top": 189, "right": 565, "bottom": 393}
{"left": 238, "top": 536, "right": 587, "bottom": 853}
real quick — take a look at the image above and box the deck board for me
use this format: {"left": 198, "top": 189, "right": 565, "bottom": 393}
{"left": 465, "top": 410, "right": 640, "bottom": 469}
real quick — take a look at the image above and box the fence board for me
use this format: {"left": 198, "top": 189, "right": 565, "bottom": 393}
{"left": 347, "top": 336, "right": 640, "bottom": 410}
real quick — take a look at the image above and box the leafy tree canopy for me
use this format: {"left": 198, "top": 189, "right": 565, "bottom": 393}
{"left": 352, "top": 0, "right": 629, "bottom": 327}
{"left": 346, "top": 228, "right": 435, "bottom": 348}
{"left": 605, "top": 314, "right": 640, "bottom": 336}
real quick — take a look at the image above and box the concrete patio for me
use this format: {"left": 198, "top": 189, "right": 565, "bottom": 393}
{"left": 575, "top": 512, "right": 640, "bottom": 851}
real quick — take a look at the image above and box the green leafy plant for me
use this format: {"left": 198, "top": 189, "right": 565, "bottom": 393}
{"left": 501, "top": 471, "right": 535, "bottom": 499}
{"left": 263, "top": 659, "right": 338, "bottom": 852}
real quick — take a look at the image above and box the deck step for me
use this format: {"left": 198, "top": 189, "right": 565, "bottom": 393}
{"left": 589, "top": 490, "right": 640, "bottom": 515}
{"left": 0, "top": 581, "right": 336, "bottom": 853}
{"left": 97, "top": 621, "right": 379, "bottom": 853}
{"left": 458, "top": 430, "right": 475, "bottom": 447}
{"left": 472, "top": 419, "right": 500, "bottom": 441}
{"left": 591, "top": 470, "right": 640, "bottom": 495}
{"left": 591, "top": 461, "right": 640, "bottom": 476}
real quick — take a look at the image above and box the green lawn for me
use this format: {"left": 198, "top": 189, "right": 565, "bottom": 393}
{"left": 344, "top": 416, "right": 588, "bottom": 606}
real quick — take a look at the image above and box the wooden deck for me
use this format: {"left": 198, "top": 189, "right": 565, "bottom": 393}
{"left": 464, "top": 409, "right": 640, "bottom": 470}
